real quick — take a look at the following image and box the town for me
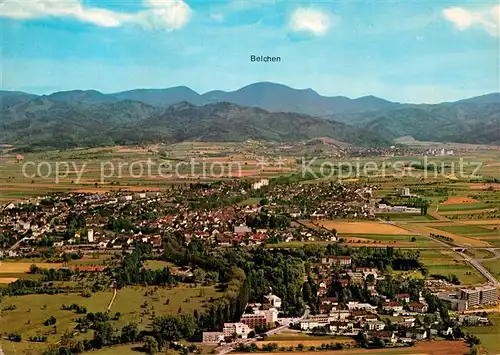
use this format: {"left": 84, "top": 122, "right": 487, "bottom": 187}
{"left": 1, "top": 175, "right": 498, "bottom": 355}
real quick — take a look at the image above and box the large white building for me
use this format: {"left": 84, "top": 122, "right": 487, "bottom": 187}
{"left": 264, "top": 293, "right": 282, "bottom": 309}
{"left": 223, "top": 323, "right": 252, "bottom": 338}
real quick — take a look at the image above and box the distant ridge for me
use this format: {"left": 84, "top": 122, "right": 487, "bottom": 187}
{"left": 1, "top": 83, "right": 499, "bottom": 146}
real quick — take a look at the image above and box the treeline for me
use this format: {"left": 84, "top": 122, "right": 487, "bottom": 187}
{"left": 429, "top": 233, "right": 454, "bottom": 243}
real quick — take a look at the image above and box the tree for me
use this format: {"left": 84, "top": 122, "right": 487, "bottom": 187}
{"left": 193, "top": 268, "right": 206, "bottom": 283}
{"left": 152, "top": 316, "right": 183, "bottom": 344}
{"left": 143, "top": 336, "right": 159, "bottom": 355}
{"left": 120, "top": 323, "right": 139, "bottom": 343}
{"left": 180, "top": 314, "right": 197, "bottom": 339}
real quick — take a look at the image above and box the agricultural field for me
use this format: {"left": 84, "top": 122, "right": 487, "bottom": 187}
{"left": 0, "top": 261, "right": 62, "bottom": 284}
{"left": 0, "top": 143, "right": 298, "bottom": 202}
{"left": 417, "top": 250, "right": 487, "bottom": 285}
{"left": 257, "top": 332, "right": 356, "bottom": 348}
{"left": 248, "top": 340, "right": 469, "bottom": 355}
{"left": 315, "top": 221, "right": 410, "bottom": 235}
{"left": 341, "top": 234, "right": 440, "bottom": 248}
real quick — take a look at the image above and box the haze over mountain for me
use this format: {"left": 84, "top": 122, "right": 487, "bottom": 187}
{"left": 1, "top": 82, "right": 499, "bottom": 149}
{"left": 2, "top": 82, "right": 399, "bottom": 116}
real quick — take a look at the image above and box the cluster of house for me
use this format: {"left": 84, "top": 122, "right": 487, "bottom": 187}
{"left": 438, "top": 285, "right": 498, "bottom": 311}
{"left": 313, "top": 259, "right": 382, "bottom": 298}
{"left": 202, "top": 293, "right": 282, "bottom": 344}
{"left": 298, "top": 293, "right": 451, "bottom": 344}
{"left": 374, "top": 204, "right": 421, "bottom": 214}
{"left": 425, "top": 149, "right": 455, "bottom": 157}
{"left": 261, "top": 183, "right": 375, "bottom": 220}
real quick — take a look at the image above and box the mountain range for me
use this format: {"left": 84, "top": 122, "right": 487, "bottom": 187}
{"left": 1, "top": 82, "right": 499, "bottom": 150}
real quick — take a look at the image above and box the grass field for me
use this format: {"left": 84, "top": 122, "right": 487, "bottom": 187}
{"left": 341, "top": 234, "right": 440, "bottom": 248}
{"left": 465, "top": 313, "right": 500, "bottom": 354}
{"left": 0, "top": 284, "right": 222, "bottom": 355}
{"left": 464, "top": 249, "right": 496, "bottom": 260}
{"left": 108, "top": 285, "right": 222, "bottom": 328}
{"left": 418, "top": 250, "right": 486, "bottom": 285}
{"left": 0, "top": 291, "right": 113, "bottom": 343}
{"left": 481, "top": 258, "right": 500, "bottom": 282}
{"left": 433, "top": 225, "right": 500, "bottom": 236}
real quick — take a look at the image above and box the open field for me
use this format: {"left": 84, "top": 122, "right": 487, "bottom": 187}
{"left": 481, "top": 258, "right": 500, "bottom": 282}
{"left": 341, "top": 234, "right": 441, "bottom": 248}
{"left": 0, "top": 262, "right": 63, "bottom": 273}
{"left": 0, "top": 262, "right": 63, "bottom": 283}
{"left": 0, "top": 291, "right": 114, "bottom": 343}
{"left": 315, "top": 221, "right": 411, "bottom": 235}
{"left": 403, "top": 224, "right": 490, "bottom": 247}
{"left": 257, "top": 337, "right": 355, "bottom": 347}
{"left": 438, "top": 203, "right": 491, "bottom": 212}
{"left": 0, "top": 284, "right": 222, "bottom": 354}
{"left": 108, "top": 285, "right": 223, "bottom": 328}
{"left": 465, "top": 313, "right": 500, "bottom": 354}
{"left": 240, "top": 340, "right": 469, "bottom": 355}
{"left": 442, "top": 196, "right": 478, "bottom": 204}
{"left": 0, "top": 143, "right": 300, "bottom": 201}
{"left": 418, "top": 250, "right": 487, "bottom": 285}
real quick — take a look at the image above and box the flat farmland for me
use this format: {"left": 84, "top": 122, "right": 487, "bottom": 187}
{"left": 406, "top": 224, "right": 490, "bottom": 247}
{"left": 0, "top": 143, "right": 297, "bottom": 202}
{"left": 419, "top": 250, "right": 486, "bottom": 285}
{"left": 244, "top": 340, "right": 469, "bottom": 355}
{"left": 257, "top": 337, "right": 355, "bottom": 347}
{"left": 342, "top": 234, "right": 440, "bottom": 248}
{"left": 438, "top": 203, "right": 491, "bottom": 212}
{"left": 0, "top": 261, "right": 63, "bottom": 283}
{"left": 316, "top": 221, "right": 411, "bottom": 235}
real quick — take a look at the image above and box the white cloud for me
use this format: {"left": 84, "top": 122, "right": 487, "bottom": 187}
{"left": 443, "top": 5, "right": 499, "bottom": 37}
{"left": 289, "top": 7, "right": 337, "bottom": 36}
{"left": 210, "top": 13, "right": 224, "bottom": 23}
{"left": 0, "top": 0, "right": 192, "bottom": 30}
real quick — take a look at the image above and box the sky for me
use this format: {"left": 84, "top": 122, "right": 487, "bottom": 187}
{"left": 0, "top": 0, "right": 499, "bottom": 103}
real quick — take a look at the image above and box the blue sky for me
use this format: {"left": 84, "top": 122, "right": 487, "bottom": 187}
{"left": 1, "top": 0, "right": 499, "bottom": 103}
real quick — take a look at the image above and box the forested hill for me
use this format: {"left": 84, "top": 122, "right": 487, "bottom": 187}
{"left": 0, "top": 99, "right": 389, "bottom": 150}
